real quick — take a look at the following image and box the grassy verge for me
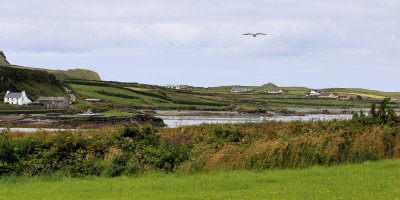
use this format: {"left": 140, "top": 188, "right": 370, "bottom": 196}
{"left": 0, "top": 159, "right": 399, "bottom": 200}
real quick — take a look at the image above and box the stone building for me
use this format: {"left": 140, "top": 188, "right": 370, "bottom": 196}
{"left": 35, "top": 97, "right": 69, "bottom": 109}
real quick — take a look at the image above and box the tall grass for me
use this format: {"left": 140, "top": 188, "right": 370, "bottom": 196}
{"left": 1, "top": 118, "right": 399, "bottom": 177}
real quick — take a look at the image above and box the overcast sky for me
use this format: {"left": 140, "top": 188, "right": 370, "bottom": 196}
{"left": 1, "top": 0, "right": 399, "bottom": 91}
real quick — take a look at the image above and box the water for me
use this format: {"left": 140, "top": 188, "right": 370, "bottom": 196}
{"left": 158, "top": 114, "right": 353, "bottom": 128}
{"left": 0, "top": 114, "right": 359, "bottom": 130}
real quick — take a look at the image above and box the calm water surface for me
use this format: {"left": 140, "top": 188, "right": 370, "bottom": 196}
{"left": 1, "top": 114, "right": 355, "bottom": 131}
{"left": 158, "top": 114, "right": 353, "bottom": 128}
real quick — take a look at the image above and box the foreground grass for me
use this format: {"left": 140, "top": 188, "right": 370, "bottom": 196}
{"left": 1, "top": 159, "right": 399, "bottom": 200}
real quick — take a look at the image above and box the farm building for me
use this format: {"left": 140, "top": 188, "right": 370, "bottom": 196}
{"left": 319, "top": 93, "right": 337, "bottom": 98}
{"left": 85, "top": 99, "right": 101, "bottom": 103}
{"left": 166, "top": 84, "right": 190, "bottom": 90}
{"left": 337, "top": 96, "right": 351, "bottom": 100}
{"left": 397, "top": 98, "right": 400, "bottom": 103}
{"left": 231, "top": 87, "right": 252, "bottom": 93}
{"left": 3, "top": 91, "right": 31, "bottom": 105}
{"left": 34, "top": 97, "right": 69, "bottom": 109}
{"left": 307, "top": 89, "right": 323, "bottom": 96}
{"left": 267, "top": 89, "right": 287, "bottom": 94}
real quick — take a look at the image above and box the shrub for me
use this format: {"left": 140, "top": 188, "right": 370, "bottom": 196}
{"left": 352, "top": 98, "right": 400, "bottom": 125}
{"left": 104, "top": 153, "right": 130, "bottom": 177}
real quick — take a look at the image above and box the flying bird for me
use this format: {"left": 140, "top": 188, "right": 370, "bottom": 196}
{"left": 243, "top": 33, "right": 267, "bottom": 37}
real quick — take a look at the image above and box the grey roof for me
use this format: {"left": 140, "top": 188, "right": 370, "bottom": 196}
{"left": 4, "top": 92, "right": 23, "bottom": 98}
{"left": 37, "top": 97, "right": 68, "bottom": 102}
{"left": 85, "top": 99, "right": 101, "bottom": 101}
{"left": 232, "top": 88, "right": 247, "bottom": 91}
{"left": 319, "top": 93, "right": 332, "bottom": 96}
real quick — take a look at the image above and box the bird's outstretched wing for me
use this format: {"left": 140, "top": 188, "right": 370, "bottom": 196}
{"left": 255, "top": 33, "right": 267, "bottom": 35}
{"left": 242, "top": 33, "right": 252, "bottom": 35}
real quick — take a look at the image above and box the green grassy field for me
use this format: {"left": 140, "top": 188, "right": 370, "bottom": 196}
{"left": 67, "top": 80, "right": 399, "bottom": 111}
{"left": 0, "top": 159, "right": 399, "bottom": 200}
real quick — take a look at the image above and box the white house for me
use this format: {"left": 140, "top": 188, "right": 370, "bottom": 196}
{"left": 166, "top": 84, "right": 190, "bottom": 90}
{"left": 307, "top": 89, "right": 322, "bottom": 96}
{"left": 231, "top": 87, "right": 252, "bottom": 93}
{"left": 4, "top": 91, "right": 31, "bottom": 105}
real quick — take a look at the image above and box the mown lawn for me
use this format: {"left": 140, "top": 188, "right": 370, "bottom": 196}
{"left": 1, "top": 159, "right": 399, "bottom": 200}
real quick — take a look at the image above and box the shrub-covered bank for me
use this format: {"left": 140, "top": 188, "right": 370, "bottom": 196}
{"left": 1, "top": 99, "right": 399, "bottom": 177}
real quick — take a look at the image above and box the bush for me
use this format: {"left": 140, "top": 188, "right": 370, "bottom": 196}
{"left": 104, "top": 154, "right": 130, "bottom": 177}
{"left": 352, "top": 98, "right": 400, "bottom": 125}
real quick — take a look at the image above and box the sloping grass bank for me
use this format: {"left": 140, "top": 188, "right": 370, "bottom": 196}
{"left": 0, "top": 159, "right": 399, "bottom": 200}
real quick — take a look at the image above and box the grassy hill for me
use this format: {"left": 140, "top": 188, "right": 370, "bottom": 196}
{"left": 0, "top": 66, "right": 66, "bottom": 101}
{"left": 67, "top": 80, "right": 400, "bottom": 111}
{"left": 0, "top": 51, "right": 101, "bottom": 81}
{"left": 11, "top": 66, "right": 101, "bottom": 81}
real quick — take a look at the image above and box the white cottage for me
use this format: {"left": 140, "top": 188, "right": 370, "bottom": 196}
{"left": 4, "top": 91, "right": 31, "bottom": 105}
{"left": 307, "top": 89, "right": 322, "bottom": 96}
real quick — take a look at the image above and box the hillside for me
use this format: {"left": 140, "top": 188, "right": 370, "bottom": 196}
{"left": 11, "top": 66, "right": 101, "bottom": 81}
{"left": 0, "top": 51, "right": 10, "bottom": 66}
{"left": 0, "top": 65, "right": 66, "bottom": 101}
{"left": 0, "top": 51, "right": 101, "bottom": 81}
{"left": 67, "top": 80, "right": 400, "bottom": 111}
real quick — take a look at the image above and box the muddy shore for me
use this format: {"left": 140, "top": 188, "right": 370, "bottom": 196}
{"left": 0, "top": 114, "right": 164, "bottom": 129}
{"left": 149, "top": 107, "right": 384, "bottom": 117}
{"left": 2, "top": 108, "right": 399, "bottom": 129}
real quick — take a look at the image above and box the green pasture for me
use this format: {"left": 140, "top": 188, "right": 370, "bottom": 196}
{"left": 0, "top": 159, "right": 399, "bottom": 200}
{"left": 68, "top": 80, "right": 399, "bottom": 111}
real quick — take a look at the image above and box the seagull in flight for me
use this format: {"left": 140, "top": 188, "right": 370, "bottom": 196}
{"left": 243, "top": 33, "right": 267, "bottom": 37}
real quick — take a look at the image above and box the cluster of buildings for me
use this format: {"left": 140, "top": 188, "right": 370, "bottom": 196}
{"left": 231, "top": 87, "right": 288, "bottom": 94}
{"left": 307, "top": 89, "right": 351, "bottom": 100}
{"left": 231, "top": 87, "right": 253, "bottom": 93}
{"left": 166, "top": 84, "right": 191, "bottom": 90}
{"left": 3, "top": 91, "right": 69, "bottom": 109}
{"left": 266, "top": 89, "right": 287, "bottom": 94}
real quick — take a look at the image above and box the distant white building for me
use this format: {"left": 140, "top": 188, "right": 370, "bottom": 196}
{"left": 231, "top": 87, "right": 252, "bottom": 93}
{"left": 3, "top": 91, "right": 31, "bottom": 105}
{"left": 307, "top": 89, "right": 322, "bottom": 96}
{"left": 267, "top": 89, "right": 287, "bottom": 94}
{"left": 166, "top": 84, "right": 190, "bottom": 90}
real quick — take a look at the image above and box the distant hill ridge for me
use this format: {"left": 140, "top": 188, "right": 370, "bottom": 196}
{"left": 11, "top": 66, "right": 101, "bottom": 81}
{"left": 0, "top": 51, "right": 101, "bottom": 81}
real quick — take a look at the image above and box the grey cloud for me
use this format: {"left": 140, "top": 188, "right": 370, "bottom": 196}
{"left": 1, "top": 0, "right": 399, "bottom": 91}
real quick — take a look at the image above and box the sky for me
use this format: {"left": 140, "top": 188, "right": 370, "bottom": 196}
{"left": 1, "top": 0, "right": 399, "bottom": 91}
